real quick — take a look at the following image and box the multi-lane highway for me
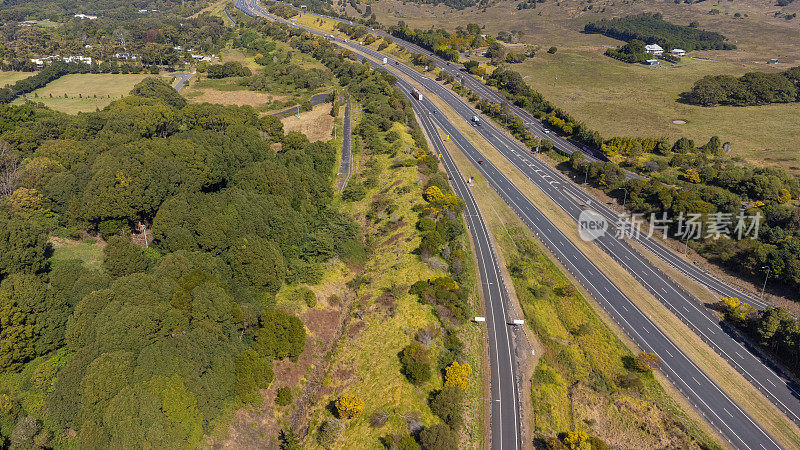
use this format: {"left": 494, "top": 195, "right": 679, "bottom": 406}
{"left": 235, "top": 1, "right": 522, "bottom": 447}
{"left": 301, "top": 19, "right": 800, "bottom": 431}
{"left": 234, "top": 2, "right": 797, "bottom": 448}
{"left": 416, "top": 89, "right": 522, "bottom": 450}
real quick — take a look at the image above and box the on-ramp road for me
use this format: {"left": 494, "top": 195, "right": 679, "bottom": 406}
{"left": 235, "top": 2, "right": 793, "bottom": 448}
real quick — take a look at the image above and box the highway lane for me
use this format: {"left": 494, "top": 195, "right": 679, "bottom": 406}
{"left": 234, "top": 3, "right": 790, "bottom": 447}
{"left": 279, "top": 3, "right": 777, "bottom": 310}
{"left": 334, "top": 40, "right": 800, "bottom": 427}
{"left": 416, "top": 94, "right": 522, "bottom": 450}
{"left": 236, "top": 2, "right": 522, "bottom": 446}
{"left": 416, "top": 92, "right": 783, "bottom": 450}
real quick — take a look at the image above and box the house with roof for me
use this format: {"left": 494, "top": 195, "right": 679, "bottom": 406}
{"left": 644, "top": 59, "right": 659, "bottom": 66}
{"left": 670, "top": 48, "right": 686, "bottom": 57}
{"left": 644, "top": 44, "right": 663, "bottom": 56}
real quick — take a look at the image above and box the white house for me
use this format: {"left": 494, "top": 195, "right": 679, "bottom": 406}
{"left": 644, "top": 59, "right": 660, "bottom": 66}
{"left": 644, "top": 44, "right": 663, "bottom": 55}
{"left": 670, "top": 48, "right": 686, "bottom": 57}
{"left": 74, "top": 13, "right": 98, "bottom": 20}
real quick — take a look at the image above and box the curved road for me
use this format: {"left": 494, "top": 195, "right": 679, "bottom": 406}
{"left": 273, "top": 8, "right": 800, "bottom": 432}
{"left": 235, "top": 1, "right": 523, "bottom": 446}
{"left": 235, "top": 1, "right": 796, "bottom": 448}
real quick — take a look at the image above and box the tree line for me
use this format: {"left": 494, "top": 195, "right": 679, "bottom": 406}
{"left": 584, "top": 13, "right": 736, "bottom": 51}
{"left": 0, "top": 61, "right": 89, "bottom": 104}
{"left": 681, "top": 66, "right": 800, "bottom": 106}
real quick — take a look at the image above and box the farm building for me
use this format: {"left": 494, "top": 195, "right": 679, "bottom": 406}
{"left": 644, "top": 44, "right": 663, "bottom": 55}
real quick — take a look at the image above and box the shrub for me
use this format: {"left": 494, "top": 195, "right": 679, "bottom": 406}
{"left": 547, "top": 46, "right": 558, "bottom": 54}
{"left": 429, "top": 386, "right": 465, "bottom": 429}
{"left": 275, "top": 387, "right": 293, "bottom": 406}
{"left": 444, "top": 361, "right": 472, "bottom": 390}
{"left": 102, "top": 235, "right": 148, "bottom": 277}
{"left": 317, "top": 419, "right": 344, "bottom": 446}
{"left": 335, "top": 395, "right": 364, "bottom": 419}
{"left": 634, "top": 352, "right": 660, "bottom": 372}
{"left": 419, "top": 424, "right": 457, "bottom": 450}
{"left": 400, "top": 343, "right": 432, "bottom": 385}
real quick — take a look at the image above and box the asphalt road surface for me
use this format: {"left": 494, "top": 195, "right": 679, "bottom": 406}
{"left": 321, "top": 23, "right": 800, "bottom": 432}
{"left": 234, "top": 1, "right": 795, "bottom": 447}
{"left": 272, "top": 92, "right": 332, "bottom": 116}
{"left": 234, "top": 1, "right": 523, "bottom": 447}
{"left": 170, "top": 72, "right": 193, "bottom": 91}
{"left": 336, "top": 96, "right": 352, "bottom": 191}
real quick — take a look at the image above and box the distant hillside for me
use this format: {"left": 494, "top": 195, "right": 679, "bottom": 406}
{"left": 0, "top": 0, "right": 209, "bottom": 21}
{"left": 584, "top": 13, "right": 736, "bottom": 51}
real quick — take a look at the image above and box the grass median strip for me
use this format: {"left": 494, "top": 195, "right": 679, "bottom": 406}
{"left": 422, "top": 85, "right": 800, "bottom": 449}
{"left": 439, "top": 124, "right": 722, "bottom": 449}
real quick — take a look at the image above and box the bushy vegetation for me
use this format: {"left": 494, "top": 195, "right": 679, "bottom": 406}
{"left": 604, "top": 39, "right": 650, "bottom": 64}
{"left": 0, "top": 71, "right": 361, "bottom": 445}
{"left": 584, "top": 13, "right": 735, "bottom": 51}
{"left": 389, "top": 22, "right": 486, "bottom": 62}
{"left": 716, "top": 297, "right": 800, "bottom": 377}
{"left": 681, "top": 66, "right": 800, "bottom": 106}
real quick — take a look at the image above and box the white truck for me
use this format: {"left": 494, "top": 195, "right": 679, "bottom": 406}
{"left": 472, "top": 115, "right": 481, "bottom": 126}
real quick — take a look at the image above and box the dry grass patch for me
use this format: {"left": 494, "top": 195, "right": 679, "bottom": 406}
{"left": 188, "top": 88, "right": 283, "bottom": 107}
{"left": 0, "top": 71, "right": 34, "bottom": 87}
{"left": 280, "top": 103, "right": 334, "bottom": 142}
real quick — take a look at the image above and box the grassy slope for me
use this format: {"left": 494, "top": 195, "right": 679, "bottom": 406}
{"left": 360, "top": 0, "right": 800, "bottom": 171}
{"left": 301, "top": 123, "right": 485, "bottom": 448}
{"left": 0, "top": 71, "right": 35, "bottom": 87}
{"left": 12, "top": 74, "right": 162, "bottom": 114}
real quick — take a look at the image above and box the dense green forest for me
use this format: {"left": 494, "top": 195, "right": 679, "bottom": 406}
{"left": 681, "top": 66, "right": 800, "bottom": 106}
{"left": 0, "top": 69, "right": 365, "bottom": 446}
{"left": 584, "top": 13, "right": 735, "bottom": 51}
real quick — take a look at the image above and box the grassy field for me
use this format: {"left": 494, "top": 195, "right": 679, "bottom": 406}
{"left": 12, "top": 73, "right": 164, "bottom": 114}
{"left": 0, "top": 71, "right": 35, "bottom": 88}
{"left": 441, "top": 127, "right": 719, "bottom": 448}
{"left": 510, "top": 49, "right": 800, "bottom": 171}
{"left": 280, "top": 103, "right": 335, "bottom": 142}
{"left": 49, "top": 237, "right": 104, "bottom": 272}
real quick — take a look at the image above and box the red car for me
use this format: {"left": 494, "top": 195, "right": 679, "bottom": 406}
{"left": 478, "top": 160, "right": 484, "bottom": 165}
